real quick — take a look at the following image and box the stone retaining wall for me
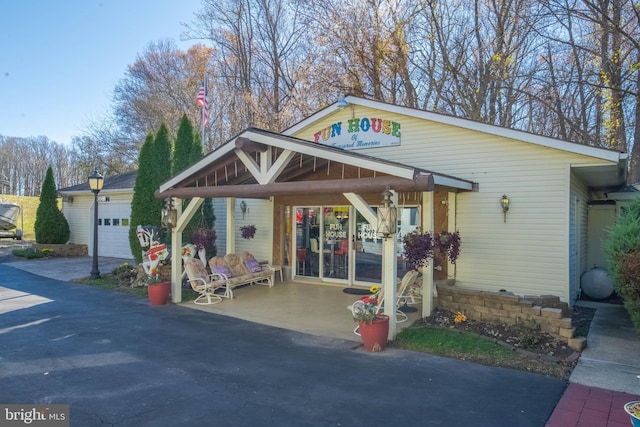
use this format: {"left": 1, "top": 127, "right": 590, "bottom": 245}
{"left": 33, "top": 243, "right": 88, "bottom": 257}
{"left": 435, "top": 284, "right": 586, "bottom": 351}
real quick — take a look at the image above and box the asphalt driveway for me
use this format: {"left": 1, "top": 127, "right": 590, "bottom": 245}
{"left": 0, "top": 264, "right": 566, "bottom": 426}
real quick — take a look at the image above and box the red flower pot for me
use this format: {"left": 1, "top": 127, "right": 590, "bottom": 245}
{"left": 359, "top": 314, "right": 389, "bottom": 352}
{"left": 147, "top": 282, "right": 171, "bottom": 305}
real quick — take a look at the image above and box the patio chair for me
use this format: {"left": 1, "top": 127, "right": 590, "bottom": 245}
{"left": 348, "top": 270, "right": 419, "bottom": 336}
{"left": 296, "top": 248, "right": 308, "bottom": 275}
{"left": 184, "top": 258, "right": 227, "bottom": 305}
{"left": 397, "top": 269, "right": 421, "bottom": 306}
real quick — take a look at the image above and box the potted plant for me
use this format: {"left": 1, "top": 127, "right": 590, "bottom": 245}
{"left": 435, "top": 230, "right": 462, "bottom": 264}
{"left": 351, "top": 285, "right": 389, "bottom": 352}
{"left": 624, "top": 401, "right": 640, "bottom": 426}
{"left": 402, "top": 229, "right": 462, "bottom": 271}
{"left": 240, "top": 224, "right": 257, "bottom": 239}
{"left": 402, "top": 229, "right": 434, "bottom": 271}
{"left": 145, "top": 271, "right": 171, "bottom": 306}
{"left": 189, "top": 227, "right": 216, "bottom": 262}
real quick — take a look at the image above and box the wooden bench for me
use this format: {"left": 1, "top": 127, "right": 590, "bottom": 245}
{"left": 208, "top": 252, "right": 274, "bottom": 299}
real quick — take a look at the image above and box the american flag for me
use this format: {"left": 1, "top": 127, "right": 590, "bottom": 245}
{"left": 196, "top": 81, "right": 209, "bottom": 127}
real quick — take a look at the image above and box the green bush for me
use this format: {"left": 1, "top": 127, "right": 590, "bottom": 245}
{"left": 514, "top": 318, "right": 541, "bottom": 348}
{"left": 12, "top": 248, "right": 46, "bottom": 259}
{"left": 604, "top": 198, "right": 640, "bottom": 330}
{"left": 34, "top": 166, "right": 70, "bottom": 244}
{"left": 111, "top": 262, "right": 139, "bottom": 287}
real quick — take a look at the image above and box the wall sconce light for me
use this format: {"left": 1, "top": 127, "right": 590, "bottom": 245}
{"left": 240, "top": 200, "right": 248, "bottom": 219}
{"left": 162, "top": 197, "right": 178, "bottom": 229}
{"left": 376, "top": 186, "right": 397, "bottom": 239}
{"left": 501, "top": 194, "right": 510, "bottom": 223}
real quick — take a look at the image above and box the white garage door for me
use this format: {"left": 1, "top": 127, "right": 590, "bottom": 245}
{"left": 97, "top": 201, "right": 133, "bottom": 259}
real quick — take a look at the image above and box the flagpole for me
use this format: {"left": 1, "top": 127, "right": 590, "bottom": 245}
{"left": 202, "top": 77, "right": 206, "bottom": 148}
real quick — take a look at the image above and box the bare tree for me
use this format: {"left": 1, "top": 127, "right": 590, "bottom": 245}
{"left": 112, "top": 40, "right": 213, "bottom": 143}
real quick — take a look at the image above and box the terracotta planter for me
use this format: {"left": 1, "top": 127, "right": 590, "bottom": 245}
{"left": 359, "top": 314, "right": 389, "bottom": 352}
{"left": 147, "top": 282, "right": 171, "bottom": 306}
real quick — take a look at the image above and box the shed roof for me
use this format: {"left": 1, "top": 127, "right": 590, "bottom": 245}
{"left": 59, "top": 170, "right": 137, "bottom": 195}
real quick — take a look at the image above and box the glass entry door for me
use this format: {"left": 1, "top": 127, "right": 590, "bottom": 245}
{"left": 354, "top": 209, "right": 383, "bottom": 284}
{"left": 323, "top": 207, "right": 350, "bottom": 280}
{"left": 293, "top": 205, "right": 350, "bottom": 282}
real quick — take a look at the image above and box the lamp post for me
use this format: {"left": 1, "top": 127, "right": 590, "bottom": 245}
{"left": 88, "top": 170, "right": 104, "bottom": 279}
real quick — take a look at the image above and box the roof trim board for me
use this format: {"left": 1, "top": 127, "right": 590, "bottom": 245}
{"left": 284, "top": 96, "right": 627, "bottom": 163}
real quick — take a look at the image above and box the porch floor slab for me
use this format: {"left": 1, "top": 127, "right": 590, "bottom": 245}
{"left": 179, "top": 280, "right": 423, "bottom": 342}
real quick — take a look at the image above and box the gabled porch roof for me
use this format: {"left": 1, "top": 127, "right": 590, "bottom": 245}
{"left": 157, "top": 127, "right": 474, "bottom": 199}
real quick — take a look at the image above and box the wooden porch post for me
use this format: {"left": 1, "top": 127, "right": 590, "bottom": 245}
{"left": 226, "top": 197, "right": 236, "bottom": 254}
{"left": 170, "top": 197, "right": 204, "bottom": 303}
{"left": 382, "top": 190, "right": 399, "bottom": 339}
{"left": 170, "top": 199, "right": 183, "bottom": 303}
{"left": 447, "top": 192, "right": 457, "bottom": 280}
{"left": 421, "top": 191, "right": 435, "bottom": 317}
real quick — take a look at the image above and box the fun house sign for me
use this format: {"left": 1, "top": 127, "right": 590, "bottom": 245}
{"left": 312, "top": 117, "right": 401, "bottom": 150}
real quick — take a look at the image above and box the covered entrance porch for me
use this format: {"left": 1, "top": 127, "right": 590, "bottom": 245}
{"left": 157, "top": 128, "right": 473, "bottom": 339}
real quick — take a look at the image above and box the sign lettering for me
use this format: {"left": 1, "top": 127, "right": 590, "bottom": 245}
{"left": 312, "top": 117, "right": 401, "bottom": 150}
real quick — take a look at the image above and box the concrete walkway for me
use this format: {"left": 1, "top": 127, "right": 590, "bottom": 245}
{"left": 2, "top": 255, "right": 132, "bottom": 282}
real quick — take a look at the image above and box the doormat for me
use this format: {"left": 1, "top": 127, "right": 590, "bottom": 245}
{"left": 398, "top": 304, "right": 417, "bottom": 313}
{"left": 342, "top": 288, "right": 370, "bottom": 295}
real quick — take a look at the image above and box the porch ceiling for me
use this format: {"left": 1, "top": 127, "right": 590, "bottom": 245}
{"left": 572, "top": 162, "right": 626, "bottom": 190}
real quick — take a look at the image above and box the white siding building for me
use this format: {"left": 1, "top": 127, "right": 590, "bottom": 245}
{"left": 159, "top": 96, "right": 626, "bottom": 317}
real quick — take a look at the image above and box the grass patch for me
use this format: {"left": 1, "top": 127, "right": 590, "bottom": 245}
{"left": 0, "top": 195, "right": 42, "bottom": 240}
{"left": 75, "top": 275, "right": 148, "bottom": 297}
{"left": 394, "top": 326, "right": 571, "bottom": 378}
{"left": 396, "top": 326, "right": 515, "bottom": 361}
{"left": 12, "top": 247, "right": 46, "bottom": 259}
{"left": 75, "top": 274, "right": 199, "bottom": 301}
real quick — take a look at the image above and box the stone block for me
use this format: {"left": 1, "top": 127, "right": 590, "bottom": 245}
{"left": 468, "top": 296, "right": 485, "bottom": 306}
{"left": 558, "top": 327, "right": 575, "bottom": 339}
{"left": 541, "top": 307, "right": 563, "bottom": 319}
{"left": 453, "top": 296, "right": 469, "bottom": 304}
{"left": 440, "top": 294, "right": 454, "bottom": 302}
{"left": 518, "top": 299, "right": 536, "bottom": 308}
{"left": 502, "top": 303, "right": 523, "bottom": 314}
{"left": 568, "top": 336, "right": 587, "bottom": 351}
{"left": 474, "top": 306, "right": 490, "bottom": 315}
{"left": 496, "top": 293, "right": 520, "bottom": 305}
{"left": 481, "top": 313, "right": 500, "bottom": 323}
{"left": 485, "top": 300, "right": 503, "bottom": 310}
{"left": 557, "top": 317, "right": 573, "bottom": 329}
{"left": 522, "top": 305, "right": 542, "bottom": 316}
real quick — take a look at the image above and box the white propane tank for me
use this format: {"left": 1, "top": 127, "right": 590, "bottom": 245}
{"left": 580, "top": 267, "right": 614, "bottom": 300}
